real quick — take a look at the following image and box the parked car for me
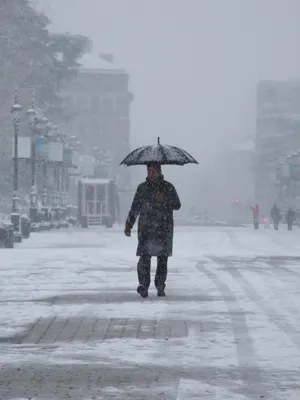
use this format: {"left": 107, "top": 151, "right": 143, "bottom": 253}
{"left": 0, "top": 221, "right": 14, "bottom": 248}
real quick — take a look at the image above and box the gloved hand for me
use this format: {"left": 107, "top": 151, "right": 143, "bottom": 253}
{"left": 124, "top": 223, "right": 131, "bottom": 237}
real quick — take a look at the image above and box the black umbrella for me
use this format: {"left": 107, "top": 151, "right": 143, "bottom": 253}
{"left": 120, "top": 137, "right": 198, "bottom": 166}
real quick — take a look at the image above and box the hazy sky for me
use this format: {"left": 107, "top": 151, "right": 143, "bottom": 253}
{"left": 36, "top": 0, "right": 300, "bottom": 209}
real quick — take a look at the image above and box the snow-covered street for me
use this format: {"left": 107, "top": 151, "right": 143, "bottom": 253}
{"left": 0, "top": 226, "right": 300, "bottom": 399}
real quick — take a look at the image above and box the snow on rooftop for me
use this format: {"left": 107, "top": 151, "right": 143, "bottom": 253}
{"left": 79, "top": 52, "right": 126, "bottom": 74}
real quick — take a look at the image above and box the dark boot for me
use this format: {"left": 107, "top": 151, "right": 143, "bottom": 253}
{"left": 137, "top": 285, "right": 148, "bottom": 298}
{"left": 137, "top": 255, "right": 151, "bottom": 297}
{"left": 157, "top": 287, "right": 166, "bottom": 297}
{"left": 155, "top": 255, "right": 168, "bottom": 296}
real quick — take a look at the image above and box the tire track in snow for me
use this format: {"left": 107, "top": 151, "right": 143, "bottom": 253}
{"left": 227, "top": 267, "right": 300, "bottom": 350}
{"left": 205, "top": 257, "right": 300, "bottom": 398}
{"left": 254, "top": 259, "right": 300, "bottom": 318}
{"left": 195, "top": 262, "right": 266, "bottom": 400}
{"left": 266, "top": 257, "right": 300, "bottom": 279}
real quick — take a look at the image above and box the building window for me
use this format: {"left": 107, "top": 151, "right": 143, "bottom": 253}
{"left": 97, "top": 185, "right": 105, "bottom": 201}
{"left": 85, "top": 185, "right": 94, "bottom": 201}
{"left": 90, "top": 95, "right": 101, "bottom": 113}
{"left": 102, "top": 98, "right": 114, "bottom": 116}
{"left": 115, "top": 98, "right": 129, "bottom": 118}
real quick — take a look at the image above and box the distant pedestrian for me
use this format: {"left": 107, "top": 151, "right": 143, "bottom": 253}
{"left": 286, "top": 207, "right": 295, "bottom": 231}
{"left": 251, "top": 204, "right": 259, "bottom": 229}
{"left": 271, "top": 204, "right": 281, "bottom": 230}
{"left": 124, "top": 162, "right": 181, "bottom": 298}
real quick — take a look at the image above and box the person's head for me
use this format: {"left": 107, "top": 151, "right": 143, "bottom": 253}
{"left": 147, "top": 162, "right": 162, "bottom": 181}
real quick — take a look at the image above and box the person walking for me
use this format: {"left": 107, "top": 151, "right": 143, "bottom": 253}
{"left": 286, "top": 207, "right": 295, "bottom": 231}
{"left": 124, "top": 162, "right": 181, "bottom": 298}
{"left": 251, "top": 204, "right": 259, "bottom": 229}
{"left": 270, "top": 204, "right": 281, "bottom": 230}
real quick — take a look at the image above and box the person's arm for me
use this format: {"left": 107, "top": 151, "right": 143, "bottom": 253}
{"left": 125, "top": 185, "right": 142, "bottom": 231}
{"left": 165, "top": 184, "right": 181, "bottom": 211}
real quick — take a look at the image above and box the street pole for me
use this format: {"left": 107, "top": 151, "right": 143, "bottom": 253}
{"left": 57, "top": 163, "right": 62, "bottom": 227}
{"left": 51, "top": 164, "right": 60, "bottom": 228}
{"left": 27, "top": 102, "right": 38, "bottom": 223}
{"left": 56, "top": 164, "right": 60, "bottom": 199}
{"left": 11, "top": 90, "right": 22, "bottom": 241}
{"left": 42, "top": 160, "right": 48, "bottom": 206}
{"left": 41, "top": 119, "right": 54, "bottom": 227}
{"left": 65, "top": 165, "right": 70, "bottom": 206}
{"left": 52, "top": 165, "right": 57, "bottom": 209}
{"left": 13, "top": 117, "right": 18, "bottom": 194}
{"left": 60, "top": 163, "right": 64, "bottom": 206}
{"left": 60, "top": 162, "right": 67, "bottom": 224}
{"left": 31, "top": 130, "right": 36, "bottom": 188}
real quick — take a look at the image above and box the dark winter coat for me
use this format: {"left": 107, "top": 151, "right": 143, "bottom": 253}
{"left": 271, "top": 205, "right": 281, "bottom": 221}
{"left": 286, "top": 209, "right": 295, "bottom": 224}
{"left": 126, "top": 176, "right": 181, "bottom": 257}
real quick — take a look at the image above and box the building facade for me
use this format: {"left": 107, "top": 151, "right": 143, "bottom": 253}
{"left": 60, "top": 53, "right": 134, "bottom": 217}
{"left": 254, "top": 80, "right": 300, "bottom": 213}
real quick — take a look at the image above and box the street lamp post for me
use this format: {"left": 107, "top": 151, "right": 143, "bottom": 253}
{"left": 27, "top": 110, "right": 48, "bottom": 226}
{"left": 51, "top": 164, "right": 60, "bottom": 228}
{"left": 41, "top": 123, "right": 49, "bottom": 228}
{"left": 59, "top": 132, "right": 67, "bottom": 209}
{"left": 49, "top": 126, "right": 63, "bottom": 227}
{"left": 65, "top": 165, "right": 70, "bottom": 206}
{"left": 11, "top": 91, "right": 23, "bottom": 241}
{"left": 42, "top": 162, "right": 48, "bottom": 207}
{"left": 40, "top": 118, "right": 49, "bottom": 210}
{"left": 27, "top": 105, "right": 37, "bottom": 222}
{"left": 65, "top": 136, "right": 79, "bottom": 206}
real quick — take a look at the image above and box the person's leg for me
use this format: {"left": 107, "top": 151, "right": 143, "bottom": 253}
{"left": 155, "top": 255, "right": 168, "bottom": 296}
{"left": 137, "top": 255, "right": 151, "bottom": 297}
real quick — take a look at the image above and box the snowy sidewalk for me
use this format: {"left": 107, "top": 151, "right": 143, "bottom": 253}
{"left": 0, "top": 226, "right": 300, "bottom": 399}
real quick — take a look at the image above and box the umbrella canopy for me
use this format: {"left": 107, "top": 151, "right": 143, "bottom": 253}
{"left": 120, "top": 137, "right": 198, "bottom": 166}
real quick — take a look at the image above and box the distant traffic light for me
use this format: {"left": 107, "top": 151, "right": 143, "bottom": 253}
{"left": 231, "top": 199, "right": 240, "bottom": 204}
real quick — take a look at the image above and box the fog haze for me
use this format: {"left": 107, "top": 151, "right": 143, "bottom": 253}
{"left": 36, "top": 0, "right": 300, "bottom": 213}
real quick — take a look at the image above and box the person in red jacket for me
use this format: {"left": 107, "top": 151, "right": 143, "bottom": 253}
{"left": 251, "top": 204, "right": 259, "bottom": 229}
